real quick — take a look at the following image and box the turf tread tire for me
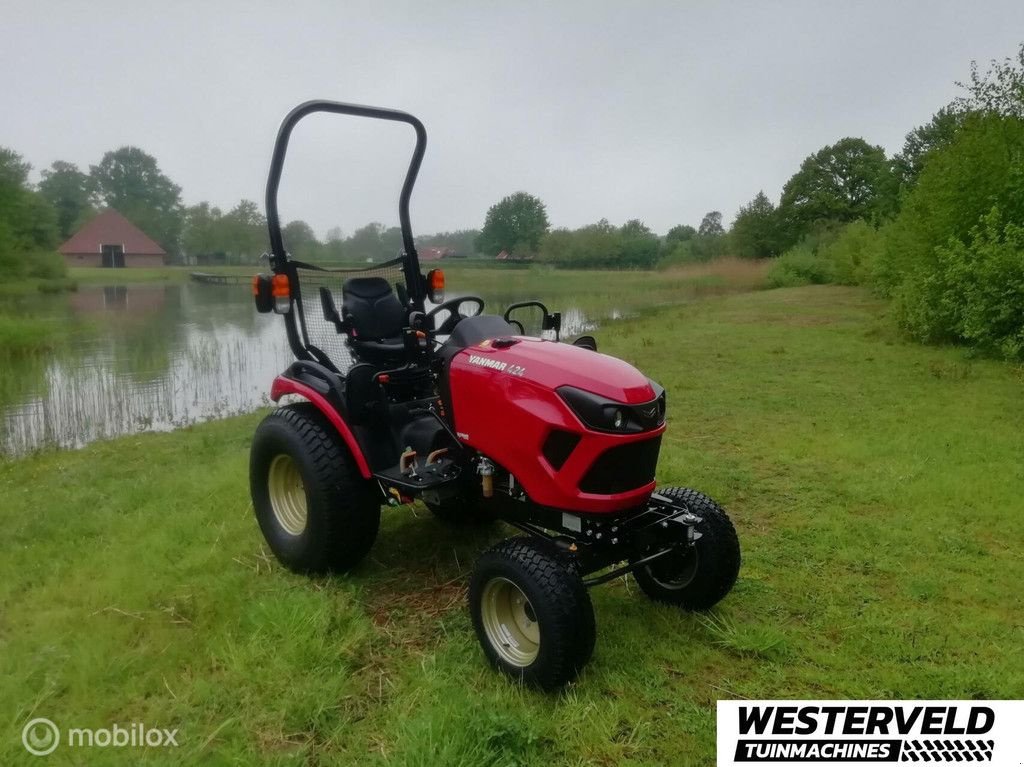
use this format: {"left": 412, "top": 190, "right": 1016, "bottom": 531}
{"left": 469, "top": 537, "right": 595, "bottom": 691}
{"left": 634, "top": 487, "right": 740, "bottom": 610}
{"left": 250, "top": 403, "right": 380, "bottom": 574}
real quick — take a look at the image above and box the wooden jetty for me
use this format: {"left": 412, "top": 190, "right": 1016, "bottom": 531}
{"left": 189, "top": 272, "right": 249, "bottom": 285}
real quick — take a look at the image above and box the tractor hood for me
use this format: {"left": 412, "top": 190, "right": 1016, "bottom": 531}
{"left": 451, "top": 337, "right": 656, "bottom": 403}
{"left": 446, "top": 335, "right": 664, "bottom": 513}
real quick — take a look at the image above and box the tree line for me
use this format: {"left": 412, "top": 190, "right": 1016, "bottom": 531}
{"left": 0, "top": 145, "right": 485, "bottom": 271}
{"left": 472, "top": 190, "right": 734, "bottom": 268}
{"left": 1, "top": 128, "right": 890, "bottom": 273}
{"left": 760, "top": 42, "right": 1024, "bottom": 361}
{"left": 469, "top": 132, "right": 900, "bottom": 268}
{"left": 473, "top": 134, "right": 899, "bottom": 267}
{"left": 475, "top": 43, "right": 1024, "bottom": 360}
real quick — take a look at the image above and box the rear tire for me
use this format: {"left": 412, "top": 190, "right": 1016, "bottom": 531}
{"left": 250, "top": 403, "right": 380, "bottom": 574}
{"left": 633, "top": 487, "right": 740, "bottom": 610}
{"left": 469, "top": 537, "right": 595, "bottom": 691}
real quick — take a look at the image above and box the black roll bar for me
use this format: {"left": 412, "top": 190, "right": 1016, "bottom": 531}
{"left": 264, "top": 100, "right": 429, "bottom": 318}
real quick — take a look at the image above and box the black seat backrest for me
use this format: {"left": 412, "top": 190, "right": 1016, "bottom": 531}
{"left": 446, "top": 314, "right": 516, "bottom": 348}
{"left": 341, "top": 277, "right": 406, "bottom": 340}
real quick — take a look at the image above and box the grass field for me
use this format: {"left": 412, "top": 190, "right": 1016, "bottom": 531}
{"left": 2, "top": 285, "right": 1022, "bottom": 765}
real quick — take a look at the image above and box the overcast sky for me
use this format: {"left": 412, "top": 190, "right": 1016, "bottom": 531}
{"left": 4, "top": 1, "right": 1023, "bottom": 238}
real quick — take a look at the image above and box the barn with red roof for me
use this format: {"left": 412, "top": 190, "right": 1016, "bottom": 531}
{"left": 59, "top": 209, "right": 167, "bottom": 268}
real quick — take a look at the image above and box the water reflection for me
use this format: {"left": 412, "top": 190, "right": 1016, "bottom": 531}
{"left": 0, "top": 283, "right": 613, "bottom": 456}
{"left": 1, "top": 284, "right": 293, "bottom": 456}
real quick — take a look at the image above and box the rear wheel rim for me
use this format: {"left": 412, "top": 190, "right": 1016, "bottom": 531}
{"left": 480, "top": 577, "right": 540, "bottom": 667}
{"left": 267, "top": 454, "right": 307, "bottom": 535}
{"left": 645, "top": 547, "right": 699, "bottom": 590}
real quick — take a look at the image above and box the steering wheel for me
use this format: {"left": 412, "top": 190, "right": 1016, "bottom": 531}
{"left": 426, "top": 296, "right": 485, "bottom": 334}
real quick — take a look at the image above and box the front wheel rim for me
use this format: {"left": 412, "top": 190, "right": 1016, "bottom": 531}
{"left": 645, "top": 547, "right": 699, "bottom": 590}
{"left": 480, "top": 577, "right": 540, "bottom": 667}
{"left": 267, "top": 454, "right": 307, "bottom": 535}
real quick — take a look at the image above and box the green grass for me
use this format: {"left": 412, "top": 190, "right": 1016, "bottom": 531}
{"left": 0, "top": 315, "right": 68, "bottom": 356}
{"left": 2, "top": 285, "right": 1022, "bottom": 765}
{"left": 0, "top": 310, "right": 100, "bottom": 359}
{"left": 441, "top": 258, "right": 770, "bottom": 315}
{"left": 0, "top": 277, "right": 77, "bottom": 297}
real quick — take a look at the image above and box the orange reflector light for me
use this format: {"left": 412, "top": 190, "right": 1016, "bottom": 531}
{"left": 271, "top": 274, "right": 291, "bottom": 313}
{"left": 430, "top": 269, "right": 445, "bottom": 292}
{"left": 251, "top": 275, "right": 261, "bottom": 295}
{"left": 271, "top": 274, "right": 290, "bottom": 297}
{"left": 426, "top": 268, "right": 445, "bottom": 303}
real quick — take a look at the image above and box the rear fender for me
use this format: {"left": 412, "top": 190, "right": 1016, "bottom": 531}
{"left": 270, "top": 375, "right": 373, "bottom": 479}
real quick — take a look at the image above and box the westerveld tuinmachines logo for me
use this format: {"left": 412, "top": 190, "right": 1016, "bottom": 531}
{"left": 717, "top": 701, "right": 1024, "bottom": 766}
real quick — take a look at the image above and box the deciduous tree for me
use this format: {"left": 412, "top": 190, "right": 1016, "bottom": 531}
{"left": 952, "top": 41, "right": 1024, "bottom": 118}
{"left": 223, "top": 199, "right": 267, "bottom": 261}
{"left": 730, "top": 191, "right": 780, "bottom": 258}
{"left": 778, "top": 138, "right": 897, "bottom": 246}
{"left": 0, "top": 147, "right": 60, "bottom": 276}
{"left": 698, "top": 211, "right": 724, "bottom": 237}
{"left": 282, "top": 220, "right": 319, "bottom": 259}
{"left": 39, "top": 161, "right": 94, "bottom": 239}
{"left": 90, "top": 146, "right": 183, "bottom": 257}
{"left": 476, "top": 192, "right": 549, "bottom": 255}
{"left": 665, "top": 224, "right": 696, "bottom": 247}
{"left": 182, "top": 202, "right": 225, "bottom": 258}
{"left": 893, "top": 108, "right": 966, "bottom": 190}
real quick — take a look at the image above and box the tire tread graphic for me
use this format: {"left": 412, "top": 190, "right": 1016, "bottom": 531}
{"left": 901, "top": 739, "right": 994, "bottom": 763}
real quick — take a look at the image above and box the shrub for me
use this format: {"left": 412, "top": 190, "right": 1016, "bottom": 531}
{"left": 895, "top": 207, "right": 1024, "bottom": 359}
{"left": 26, "top": 249, "right": 67, "bottom": 280}
{"left": 539, "top": 219, "right": 660, "bottom": 268}
{"left": 819, "top": 220, "right": 884, "bottom": 285}
{"left": 0, "top": 220, "right": 25, "bottom": 278}
{"left": 658, "top": 239, "right": 705, "bottom": 268}
{"left": 873, "top": 114, "right": 1024, "bottom": 294}
{"left": 766, "top": 244, "right": 835, "bottom": 288}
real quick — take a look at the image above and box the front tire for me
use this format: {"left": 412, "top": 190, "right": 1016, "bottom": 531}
{"left": 469, "top": 537, "right": 595, "bottom": 691}
{"left": 633, "top": 487, "right": 740, "bottom": 610}
{"left": 250, "top": 403, "right": 380, "bottom": 574}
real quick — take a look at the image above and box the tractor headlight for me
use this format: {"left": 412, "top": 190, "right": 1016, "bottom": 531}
{"left": 557, "top": 386, "right": 664, "bottom": 433}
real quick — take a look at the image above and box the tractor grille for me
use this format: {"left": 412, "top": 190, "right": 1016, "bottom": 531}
{"left": 292, "top": 257, "right": 406, "bottom": 373}
{"left": 579, "top": 436, "right": 662, "bottom": 494}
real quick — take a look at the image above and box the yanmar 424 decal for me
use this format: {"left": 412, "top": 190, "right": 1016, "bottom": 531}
{"left": 467, "top": 354, "right": 526, "bottom": 377}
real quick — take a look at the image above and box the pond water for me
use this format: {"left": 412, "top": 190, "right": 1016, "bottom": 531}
{"left": 0, "top": 282, "right": 605, "bottom": 457}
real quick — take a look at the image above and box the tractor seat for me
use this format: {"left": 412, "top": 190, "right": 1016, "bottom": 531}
{"left": 341, "top": 277, "right": 407, "bottom": 365}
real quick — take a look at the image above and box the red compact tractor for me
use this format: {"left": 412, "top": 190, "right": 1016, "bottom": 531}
{"left": 250, "top": 101, "right": 740, "bottom": 690}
